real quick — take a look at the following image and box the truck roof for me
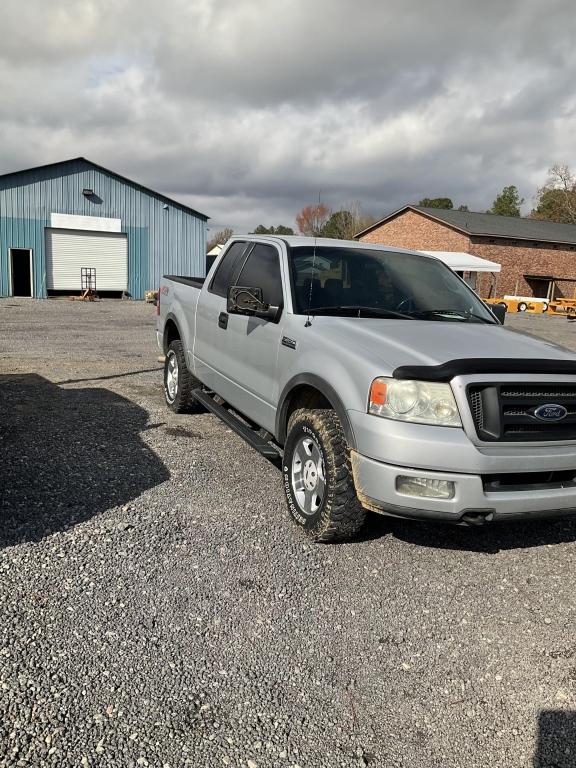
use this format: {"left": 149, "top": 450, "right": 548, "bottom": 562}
{"left": 232, "top": 234, "right": 434, "bottom": 258}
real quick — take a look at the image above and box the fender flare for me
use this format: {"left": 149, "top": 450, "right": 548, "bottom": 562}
{"left": 162, "top": 312, "right": 183, "bottom": 352}
{"left": 276, "top": 373, "right": 356, "bottom": 449}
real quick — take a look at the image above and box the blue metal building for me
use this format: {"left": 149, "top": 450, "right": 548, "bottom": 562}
{"left": 0, "top": 157, "right": 208, "bottom": 299}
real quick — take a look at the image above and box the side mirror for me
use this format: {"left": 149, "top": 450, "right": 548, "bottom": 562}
{"left": 227, "top": 286, "right": 280, "bottom": 321}
{"left": 486, "top": 301, "right": 506, "bottom": 325}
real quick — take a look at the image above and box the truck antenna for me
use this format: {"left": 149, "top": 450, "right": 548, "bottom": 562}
{"left": 305, "top": 191, "right": 321, "bottom": 327}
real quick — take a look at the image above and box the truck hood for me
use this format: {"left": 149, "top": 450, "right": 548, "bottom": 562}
{"left": 310, "top": 318, "right": 576, "bottom": 372}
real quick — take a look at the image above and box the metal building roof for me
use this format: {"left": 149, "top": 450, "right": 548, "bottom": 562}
{"left": 0, "top": 157, "right": 209, "bottom": 221}
{"left": 356, "top": 205, "right": 576, "bottom": 245}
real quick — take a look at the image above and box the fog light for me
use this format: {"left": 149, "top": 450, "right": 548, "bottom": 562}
{"left": 396, "top": 476, "right": 455, "bottom": 499}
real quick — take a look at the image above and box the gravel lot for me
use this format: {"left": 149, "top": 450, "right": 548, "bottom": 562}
{"left": 1, "top": 299, "right": 576, "bottom": 768}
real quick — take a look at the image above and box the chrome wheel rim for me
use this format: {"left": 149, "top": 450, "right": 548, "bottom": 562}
{"left": 291, "top": 435, "right": 326, "bottom": 516}
{"left": 166, "top": 352, "right": 178, "bottom": 401}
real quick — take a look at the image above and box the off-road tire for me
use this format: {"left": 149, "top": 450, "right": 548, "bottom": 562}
{"left": 164, "top": 340, "right": 203, "bottom": 413}
{"left": 283, "top": 408, "right": 366, "bottom": 542}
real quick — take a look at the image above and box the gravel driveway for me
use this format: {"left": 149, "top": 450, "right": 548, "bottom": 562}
{"left": 1, "top": 299, "right": 576, "bottom": 768}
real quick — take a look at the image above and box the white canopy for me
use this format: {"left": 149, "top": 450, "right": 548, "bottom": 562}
{"left": 420, "top": 250, "right": 501, "bottom": 273}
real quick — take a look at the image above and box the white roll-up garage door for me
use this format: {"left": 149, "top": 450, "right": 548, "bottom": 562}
{"left": 46, "top": 229, "right": 128, "bottom": 291}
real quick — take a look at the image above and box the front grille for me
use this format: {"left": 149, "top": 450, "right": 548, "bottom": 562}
{"left": 468, "top": 383, "right": 576, "bottom": 442}
{"left": 500, "top": 386, "right": 576, "bottom": 398}
{"left": 469, "top": 389, "right": 484, "bottom": 430}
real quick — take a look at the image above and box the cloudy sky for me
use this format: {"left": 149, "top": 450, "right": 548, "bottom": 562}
{"left": 1, "top": 0, "right": 575, "bottom": 233}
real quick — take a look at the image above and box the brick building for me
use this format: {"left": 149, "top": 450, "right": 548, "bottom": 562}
{"left": 356, "top": 206, "right": 576, "bottom": 300}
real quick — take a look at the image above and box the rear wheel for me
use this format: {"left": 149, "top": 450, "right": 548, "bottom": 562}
{"left": 282, "top": 408, "right": 366, "bottom": 542}
{"left": 164, "top": 340, "right": 203, "bottom": 413}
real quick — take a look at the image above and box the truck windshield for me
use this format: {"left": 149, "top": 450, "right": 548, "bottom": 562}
{"left": 289, "top": 246, "right": 496, "bottom": 323}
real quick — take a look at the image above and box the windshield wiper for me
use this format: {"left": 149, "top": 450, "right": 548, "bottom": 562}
{"left": 309, "top": 305, "right": 415, "bottom": 320}
{"left": 407, "top": 309, "right": 495, "bottom": 324}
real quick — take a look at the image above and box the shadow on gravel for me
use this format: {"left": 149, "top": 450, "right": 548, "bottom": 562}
{"left": 56, "top": 366, "right": 161, "bottom": 385}
{"left": 0, "top": 373, "right": 169, "bottom": 548}
{"left": 359, "top": 512, "right": 576, "bottom": 553}
{"left": 534, "top": 710, "right": 576, "bottom": 767}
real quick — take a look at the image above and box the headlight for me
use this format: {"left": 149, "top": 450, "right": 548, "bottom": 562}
{"left": 368, "top": 377, "right": 461, "bottom": 427}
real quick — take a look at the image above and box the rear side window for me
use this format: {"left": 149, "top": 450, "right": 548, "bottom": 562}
{"left": 209, "top": 241, "right": 247, "bottom": 297}
{"left": 235, "top": 244, "right": 283, "bottom": 307}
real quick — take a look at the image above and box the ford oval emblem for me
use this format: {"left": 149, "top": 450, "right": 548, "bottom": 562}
{"left": 534, "top": 403, "right": 568, "bottom": 421}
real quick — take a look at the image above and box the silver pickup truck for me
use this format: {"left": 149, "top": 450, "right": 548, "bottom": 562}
{"left": 157, "top": 235, "right": 576, "bottom": 541}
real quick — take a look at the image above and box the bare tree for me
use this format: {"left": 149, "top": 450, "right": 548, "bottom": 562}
{"left": 207, "top": 227, "right": 233, "bottom": 251}
{"left": 347, "top": 200, "right": 375, "bottom": 237}
{"left": 296, "top": 201, "right": 374, "bottom": 238}
{"left": 531, "top": 165, "right": 576, "bottom": 224}
{"left": 296, "top": 203, "right": 331, "bottom": 236}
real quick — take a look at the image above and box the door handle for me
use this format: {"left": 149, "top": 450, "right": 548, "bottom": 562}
{"left": 218, "top": 311, "right": 228, "bottom": 329}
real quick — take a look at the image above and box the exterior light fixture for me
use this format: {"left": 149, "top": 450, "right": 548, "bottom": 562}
{"left": 82, "top": 188, "right": 94, "bottom": 197}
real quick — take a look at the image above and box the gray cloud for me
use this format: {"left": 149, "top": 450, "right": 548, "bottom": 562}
{"left": 1, "top": 0, "right": 576, "bottom": 232}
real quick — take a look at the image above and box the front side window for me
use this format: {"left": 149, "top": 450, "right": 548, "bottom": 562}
{"left": 289, "top": 246, "right": 495, "bottom": 323}
{"left": 235, "top": 244, "right": 283, "bottom": 307}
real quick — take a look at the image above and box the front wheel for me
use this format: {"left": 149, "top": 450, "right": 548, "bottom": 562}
{"left": 518, "top": 301, "right": 528, "bottom": 312}
{"left": 164, "top": 340, "right": 203, "bottom": 413}
{"left": 282, "top": 408, "right": 366, "bottom": 542}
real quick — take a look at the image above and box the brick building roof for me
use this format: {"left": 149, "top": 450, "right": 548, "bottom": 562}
{"left": 356, "top": 205, "right": 576, "bottom": 245}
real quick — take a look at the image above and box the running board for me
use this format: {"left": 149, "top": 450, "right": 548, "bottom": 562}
{"left": 192, "top": 389, "right": 282, "bottom": 461}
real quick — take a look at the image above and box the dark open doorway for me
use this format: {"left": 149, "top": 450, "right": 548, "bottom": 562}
{"left": 10, "top": 249, "right": 33, "bottom": 297}
{"left": 525, "top": 276, "right": 554, "bottom": 300}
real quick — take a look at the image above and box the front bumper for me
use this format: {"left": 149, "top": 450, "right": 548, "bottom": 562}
{"left": 350, "top": 451, "right": 576, "bottom": 523}
{"left": 347, "top": 408, "right": 576, "bottom": 474}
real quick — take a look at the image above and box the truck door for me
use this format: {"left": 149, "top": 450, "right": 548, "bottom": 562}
{"left": 196, "top": 242, "right": 285, "bottom": 433}
{"left": 193, "top": 240, "right": 250, "bottom": 392}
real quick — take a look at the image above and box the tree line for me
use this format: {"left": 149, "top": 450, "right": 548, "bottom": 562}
{"left": 411, "top": 164, "right": 576, "bottom": 223}
{"left": 207, "top": 224, "right": 295, "bottom": 251}
{"left": 206, "top": 202, "right": 373, "bottom": 249}
{"left": 206, "top": 164, "right": 576, "bottom": 250}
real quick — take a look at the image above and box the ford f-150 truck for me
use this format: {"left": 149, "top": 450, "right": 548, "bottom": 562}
{"left": 157, "top": 235, "right": 576, "bottom": 541}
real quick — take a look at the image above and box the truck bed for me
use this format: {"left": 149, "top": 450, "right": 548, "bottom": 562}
{"left": 164, "top": 275, "right": 206, "bottom": 288}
